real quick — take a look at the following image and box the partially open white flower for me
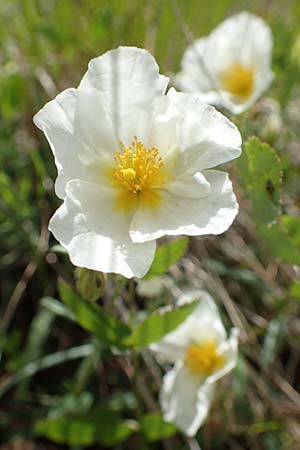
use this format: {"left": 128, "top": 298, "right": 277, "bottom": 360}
{"left": 176, "top": 12, "right": 274, "bottom": 114}
{"left": 34, "top": 47, "right": 241, "bottom": 278}
{"left": 150, "top": 291, "right": 239, "bottom": 436}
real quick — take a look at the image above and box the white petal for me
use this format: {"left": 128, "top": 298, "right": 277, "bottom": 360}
{"left": 160, "top": 362, "right": 214, "bottom": 436}
{"left": 175, "top": 37, "right": 217, "bottom": 94}
{"left": 176, "top": 12, "right": 273, "bottom": 114}
{"left": 223, "top": 71, "right": 274, "bottom": 115}
{"left": 33, "top": 89, "right": 88, "bottom": 198}
{"left": 165, "top": 172, "right": 211, "bottom": 199}
{"left": 218, "top": 12, "right": 273, "bottom": 72}
{"left": 73, "top": 87, "right": 119, "bottom": 164}
{"left": 148, "top": 89, "right": 182, "bottom": 157}
{"left": 177, "top": 95, "right": 241, "bottom": 165}
{"left": 208, "top": 327, "right": 239, "bottom": 383}
{"left": 130, "top": 170, "right": 238, "bottom": 243}
{"left": 150, "top": 291, "right": 227, "bottom": 364}
{"left": 150, "top": 89, "right": 241, "bottom": 168}
{"left": 49, "top": 180, "right": 155, "bottom": 278}
{"left": 80, "top": 46, "right": 169, "bottom": 146}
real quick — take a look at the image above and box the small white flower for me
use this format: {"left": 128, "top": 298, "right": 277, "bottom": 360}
{"left": 34, "top": 47, "right": 241, "bottom": 278}
{"left": 150, "top": 291, "right": 239, "bottom": 436}
{"left": 176, "top": 12, "right": 274, "bottom": 114}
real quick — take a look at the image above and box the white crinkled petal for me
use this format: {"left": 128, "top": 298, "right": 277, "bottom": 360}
{"left": 130, "top": 170, "right": 238, "bottom": 243}
{"left": 150, "top": 291, "right": 227, "bottom": 364}
{"left": 150, "top": 89, "right": 241, "bottom": 172}
{"left": 164, "top": 172, "right": 211, "bottom": 199}
{"left": 151, "top": 88, "right": 241, "bottom": 159}
{"left": 176, "top": 12, "right": 273, "bottom": 114}
{"left": 211, "top": 12, "right": 273, "bottom": 73}
{"left": 80, "top": 46, "right": 169, "bottom": 146}
{"left": 208, "top": 327, "right": 239, "bottom": 384}
{"left": 148, "top": 91, "right": 181, "bottom": 157}
{"left": 33, "top": 89, "right": 89, "bottom": 199}
{"left": 176, "top": 95, "right": 241, "bottom": 166}
{"left": 175, "top": 36, "right": 220, "bottom": 96}
{"left": 160, "top": 362, "right": 214, "bottom": 436}
{"left": 49, "top": 180, "right": 155, "bottom": 278}
{"left": 73, "top": 87, "right": 119, "bottom": 164}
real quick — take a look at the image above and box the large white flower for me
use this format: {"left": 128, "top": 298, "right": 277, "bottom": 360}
{"left": 150, "top": 291, "right": 239, "bottom": 436}
{"left": 176, "top": 12, "right": 274, "bottom": 114}
{"left": 34, "top": 47, "right": 241, "bottom": 278}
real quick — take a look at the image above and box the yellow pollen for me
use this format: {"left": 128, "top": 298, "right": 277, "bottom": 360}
{"left": 114, "top": 136, "right": 165, "bottom": 195}
{"left": 121, "top": 168, "right": 136, "bottom": 182}
{"left": 220, "top": 62, "right": 254, "bottom": 99}
{"left": 184, "top": 340, "right": 225, "bottom": 376}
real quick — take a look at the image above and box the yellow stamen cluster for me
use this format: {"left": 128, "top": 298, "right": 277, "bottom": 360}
{"left": 114, "top": 137, "right": 164, "bottom": 194}
{"left": 220, "top": 62, "right": 254, "bottom": 99}
{"left": 184, "top": 340, "right": 225, "bottom": 377}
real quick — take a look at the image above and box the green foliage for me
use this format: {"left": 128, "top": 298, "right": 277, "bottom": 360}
{"left": 132, "top": 301, "right": 198, "bottom": 349}
{"left": 0, "top": 344, "right": 93, "bottom": 398}
{"left": 144, "top": 237, "right": 189, "bottom": 280}
{"left": 35, "top": 406, "right": 136, "bottom": 446}
{"left": 140, "top": 413, "right": 177, "bottom": 442}
{"left": 75, "top": 267, "right": 106, "bottom": 302}
{"left": 261, "top": 318, "right": 286, "bottom": 368}
{"left": 237, "top": 137, "right": 282, "bottom": 225}
{"left": 257, "top": 215, "right": 300, "bottom": 264}
{"left": 289, "top": 282, "right": 300, "bottom": 299}
{"left": 2, "top": 1, "right": 300, "bottom": 448}
{"left": 58, "top": 281, "right": 131, "bottom": 349}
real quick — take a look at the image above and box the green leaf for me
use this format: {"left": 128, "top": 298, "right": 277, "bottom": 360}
{"left": 281, "top": 215, "right": 300, "bottom": 247}
{"left": 232, "top": 355, "right": 248, "bottom": 398}
{"left": 132, "top": 301, "right": 198, "bottom": 349}
{"left": 140, "top": 412, "right": 177, "bottom": 442}
{"left": 257, "top": 215, "right": 300, "bottom": 265}
{"left": 58, "top": 281, "right": 131, "bottom": 349}
{"left": 236, "top": 136, "right": 282, "bottom": 225}
{"left": 143, "top": 237, "right": 189, "bottom": 280}
{"left": 261, "top": 319, "right": 285, "bottom": 369}
{"left": 0, "top": 344, "right": 93, "bottom": 398}
{"left": 35, "top": 406, "right": 136, "bottom": 447}
{"left": 75, "top": 267, "right": 106, "bottom": 303}
{"left": 289, "top": 282, "right": 300, "bottom": 299}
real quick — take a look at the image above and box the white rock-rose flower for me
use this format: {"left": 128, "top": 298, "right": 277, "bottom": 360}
{"left": 34, "top": 47, "right": 241, "bottom": 278}
{"left": 176, "top": 12, "right": 274, "bottom": 114}
{"left": 150, "top": 291, "right": 239, "bottom": 436}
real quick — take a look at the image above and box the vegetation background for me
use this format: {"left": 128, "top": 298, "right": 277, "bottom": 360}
{"left": 1, "top": 0, "right": 300, "bottom": 449}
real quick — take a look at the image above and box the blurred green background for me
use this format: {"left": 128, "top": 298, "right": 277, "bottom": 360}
{"left": 1, "top": 0, "right": 300, "bottom": 449}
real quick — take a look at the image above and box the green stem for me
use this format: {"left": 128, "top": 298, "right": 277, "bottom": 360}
{"left": 127, "top": 279, "right": 144, "bottom": 417}
{"left": 128, "top": 278, "right": 136, "bottom": 327}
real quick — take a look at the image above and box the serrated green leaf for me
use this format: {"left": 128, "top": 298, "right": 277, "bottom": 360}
{"left": 281, "top": 215, "right": 300, "bottom": 247}
{"left": 58, "top": 281, "right": 131, "bottom": 349}
{"left": 140, "top": 412, "right": 177, "bottom": 442}
{"left": 143, "top": 237, "right": 189, "bottom": 280}
{"left": 132, "top": 301, "right": 198, "bottom": 349}
{"left": 75, "top": 268, "right": 106, "bottom": 303}
{"left": 35, "top": 406, "right": 136, "bottom": 446}
{"left": 257, "top": 215, "right": 300, "bottom": 265}
{"left": 289, "top": 282, "right": 300, "bottom": 299}
{"left": 237, "top": 136, "right": 282, "bottom": 225}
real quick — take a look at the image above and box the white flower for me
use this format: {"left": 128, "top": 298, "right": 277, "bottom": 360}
{"left": 34, "top": 46, "right": 241, "bottom": 278}
{"left": 150, "top": 291, "right": 239, "bottom": 436}
{"left": 176, "top": 12, "right": 274, "bottom": 114}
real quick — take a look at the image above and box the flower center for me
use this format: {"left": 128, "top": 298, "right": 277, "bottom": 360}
{"left": 184, "top": 340, "right": 225, "bottom": 376}
{"left": 114, "top": 137, "right": 164, "bottom": 194}
{"left": 220, "top": 62, "right": 254, "bottom": 99}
